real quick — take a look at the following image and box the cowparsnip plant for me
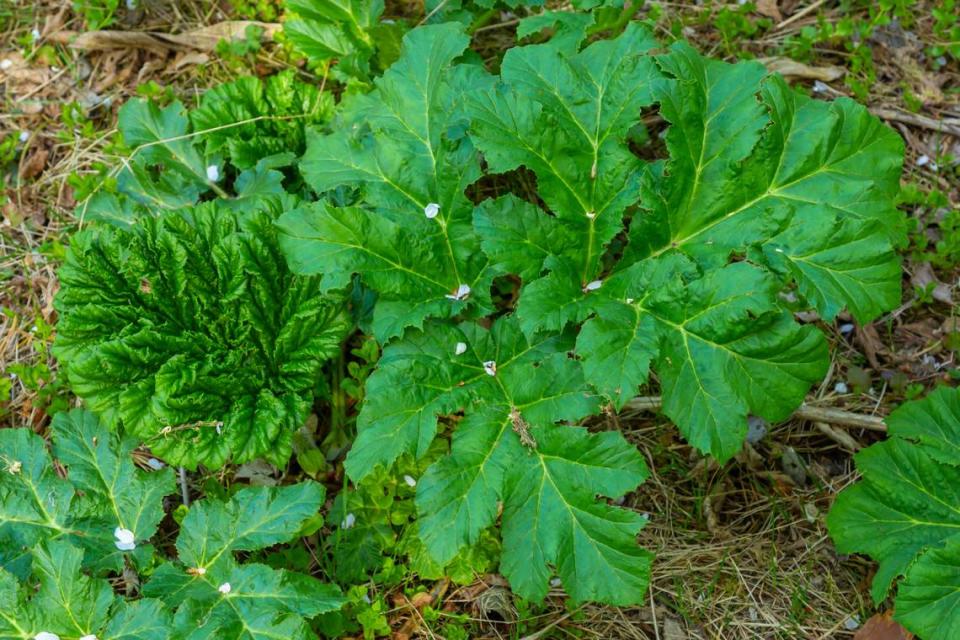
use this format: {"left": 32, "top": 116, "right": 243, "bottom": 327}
{"left": 4, "top": 0, "right": 909, "bottom": 628}
{"left": 278, "top": 20, "right": 904, "bottom": 605}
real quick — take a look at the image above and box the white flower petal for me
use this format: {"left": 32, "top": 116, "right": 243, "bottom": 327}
{"left": 423, "top": 202, "right": 440, "bottom": 219}
{"left": 583, "top": 279, "right": 602, "bottom": 292}
{"left": 146, "top": 458, "right": 165, "bottom": 470}
{"left": 454, "top": 341, "right": 467, "bottom": 355}
{"left": 195, "top": 566, "right": 207, "bottom": 575}
{"left": 80, "top": 635, "right": 98, "bottom": 640}
{"left": 0, "top": 59, "right": 12, "bottom": 70}
{"left": 206, "top": 164, "right": 220, "bottom": 182}
{"left": 403, "top": 474, "right": 417, "bottom": 487}
{"left": 31, "top": 29, "right": 40, "bottom": 41}
{"left": 585, "top": 211, "right": 596, "bottom": 219}
{"left": 114, "top": 527, "right": 135, "bottom": 544}
{"left": 218, "top": 582, "right": 232, "bottom": 594}
{"left": 114, "top": 527, "right": 136, "bottom": 549}
{"left": 341, "top": 512, "right": 356, "bottom": 529}
{"left": 18, "top": 131, "right": 29, "bottom": 142}
{"left": 483, "top": 360, "right": 497, "bottom": 377}
{"left": 35, "top": 633, "right": 60, "bottom": 640}
{"left": 445, "top": 283, "right": 471, "bottom": 301}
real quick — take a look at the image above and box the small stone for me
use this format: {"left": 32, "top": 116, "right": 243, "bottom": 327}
{"left": 746, "top": 416, "right": 767, "bottom": 444}
{"left": 843, "top": 615, "right": 860, "bottom": 631}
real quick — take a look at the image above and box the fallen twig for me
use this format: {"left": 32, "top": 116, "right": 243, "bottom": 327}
{"left": 624, "top": 397, "right": 887, "bottom": 432}
{"left": 871, "top": 107, "right": 960, "bottom": 138}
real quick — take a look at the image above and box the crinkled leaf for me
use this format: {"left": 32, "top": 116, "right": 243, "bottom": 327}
{"left": 828, "top": 387, "right": 960, "bottom": 638}
{"left": 191, "top": 72, "right": 332, "bottom": 170}
{"left": 54, "top": 197, "right": 349, "bottom": 469}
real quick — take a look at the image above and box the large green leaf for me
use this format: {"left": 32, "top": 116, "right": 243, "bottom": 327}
{"left": 279, "top": 23, "right": 497, "bottom": 341}
{"left": 828, "top": 386, "right": 960, "bottom": 639}
{"left": 144, "top": 482, "right": 342, "bottom": 639}
{"left": 0, "top": 413, "right": 174, "bottom": 578}
{"left": 0, "top": 540, "right": 172, "bottom": 640}
{"left": 55, "top": 197, "right": 349, "bottom": 469}
{"left": 460, "top": 36, "right": 901, "bottom": 460}
{"left": 345, "top": 315, "right": 651, "bottom": 603}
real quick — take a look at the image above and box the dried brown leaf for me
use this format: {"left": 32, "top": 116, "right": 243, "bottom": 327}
{"left": 854, "top": 612, "right": 914, "bottom": 640}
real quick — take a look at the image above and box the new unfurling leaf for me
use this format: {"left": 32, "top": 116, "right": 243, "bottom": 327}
{"left": 55, "top": 197, "right": 349, "bottom": 469}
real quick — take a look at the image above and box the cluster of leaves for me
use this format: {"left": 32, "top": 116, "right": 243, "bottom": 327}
{"left": 80, "top": 70, "right": 331, "bottom": 229}
{"left": 283, "top": 0, "right": 406, "bottom": 86}
{"left": 828, "top": 387, "right": 960, "bottom": 640}
{"left": 277, "top": 17, "right": 904, "bottom": 605}
{"left": 0, "top": 410, "right": 343, "bottom": 639}
{"left": 54, "top": 196, "right": 350, "bottom": 469}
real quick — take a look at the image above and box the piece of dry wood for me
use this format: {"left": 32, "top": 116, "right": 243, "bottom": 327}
{"left": 760, "top": 56, "right": 844, "bottom": 82}
{"left": 871, "top": 107, "right": 960, "bottom": 137}
{"left": 48, "top": 21, "right": 281, "bottom": 53}
{"left": 624, "top": 396, "right": 888, "bottom": 432}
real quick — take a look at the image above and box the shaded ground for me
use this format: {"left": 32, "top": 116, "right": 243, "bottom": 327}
{"left": 1, "top": 0, "right": 958, "bottom": 638}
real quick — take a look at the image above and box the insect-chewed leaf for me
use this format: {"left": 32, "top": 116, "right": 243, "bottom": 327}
{"left": 827, "top": 387, "right": 960, "bottom": 639}
{"left": 344, "top": 315, "right": 651, "bottom": 604}
{"left": 279, "top": 23, "right": 498, "bottom": 341}
{"left": 54, "top": 197, "right": 350, "bottom": 469}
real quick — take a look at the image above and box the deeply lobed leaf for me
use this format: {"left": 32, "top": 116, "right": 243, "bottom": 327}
{"left": 828, "top": 387, "right": 960, "bottom": 639}
{"left": 0, "top": 410, "right": 174, "bottom": 578}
